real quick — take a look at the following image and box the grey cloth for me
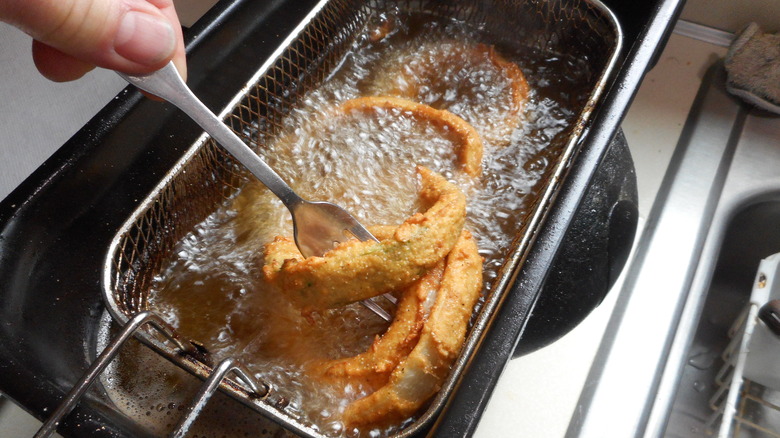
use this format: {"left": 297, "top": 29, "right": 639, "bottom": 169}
{"left": 725, "top": 22, "right": 780, "bottom": 114}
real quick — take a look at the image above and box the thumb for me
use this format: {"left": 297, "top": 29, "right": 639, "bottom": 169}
{"left": 1, "top": 0, "right": 185, "bottom": 78}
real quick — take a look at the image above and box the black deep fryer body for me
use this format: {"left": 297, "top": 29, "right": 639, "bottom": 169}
{"left": 0, "top": 0, "right": 682, "bottom": 436}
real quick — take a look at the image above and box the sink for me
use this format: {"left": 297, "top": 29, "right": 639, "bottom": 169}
{"left": 566, "top": 62, "right": 780, "bottom": 437}
{"left": 665, "top": 201, "right": 780, "bottom": 437}
{"left": 661, "top": 89, "right": 780, "bottom": 435}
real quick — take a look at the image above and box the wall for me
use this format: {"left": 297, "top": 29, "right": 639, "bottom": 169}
{"left": 681, "top": 0, "right": 780, "bottom": 33}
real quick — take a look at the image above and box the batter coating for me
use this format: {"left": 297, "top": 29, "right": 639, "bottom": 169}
{"left": 368, "top": 40, "right": 529, "bottom": 146}
{"left": 339, "top": 96, "right": 483, "bottom": 176}
{"left": 231, "top": 96, "right": 484, "bottom": 249}
{"left": 342, "top": 229, "right": 483, "bottom": 428}
{"left": 315, "top": 260, "right": 443, "bottom": 388}
{"left": 262, "top": 167, "right": 466, "bottom": 313}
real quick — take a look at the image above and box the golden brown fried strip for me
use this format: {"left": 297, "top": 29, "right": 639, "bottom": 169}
{"left": 368, "top": 41, "right": 529, "bottom": 146}
{"left": 485, "top": 44, "right": 530, "bottom": 126}
{"left": 230, "top": 95, "right": 483, "bottom": 248}
{"left": 264, "top": 225, "right": 436, "bottom": 388}
{"left": 314, "top": 261, "right": 443, "bottom": 388}
{"left": 342, "top": 229, "right": 483, "bottom": 428}
{"left": 262, "top": 167, "right": 466, "bottom": 313}
{"left": 339, "top": 96, "right": 483, "bottom": 177}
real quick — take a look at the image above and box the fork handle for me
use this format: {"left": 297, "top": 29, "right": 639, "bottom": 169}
{"left": 118, "top": 62, "right": 303, "bottom": 209}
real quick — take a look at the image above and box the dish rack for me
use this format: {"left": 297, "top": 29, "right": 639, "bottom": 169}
{"left": 707, "top": 252, "right": 780, "bottom": 437}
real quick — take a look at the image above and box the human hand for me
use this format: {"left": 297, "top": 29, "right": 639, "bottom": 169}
{"left": 0, "top": 0, "right": 186, "bottom": 82}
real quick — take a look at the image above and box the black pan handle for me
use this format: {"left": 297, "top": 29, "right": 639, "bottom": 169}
{"left": 513, "top": 129, "right": 638, "bottom": 356}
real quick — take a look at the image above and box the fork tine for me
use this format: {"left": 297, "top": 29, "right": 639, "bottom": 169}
{"left": 361, "top": 298, "right": 392, "bottom": 322}
{"left": 380, "top": 294, "right": 398, "bottom": 305}
{"left": 346, "top": 222, "right": 379, "bottom": 243}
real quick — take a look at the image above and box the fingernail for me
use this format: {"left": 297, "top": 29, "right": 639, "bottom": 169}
{"left": 114, "top": 10, "right": 176, "bottom": 65}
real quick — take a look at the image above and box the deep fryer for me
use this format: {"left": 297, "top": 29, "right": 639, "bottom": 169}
{"left": 0, "top": 0, "right": 685, "bottom": 436}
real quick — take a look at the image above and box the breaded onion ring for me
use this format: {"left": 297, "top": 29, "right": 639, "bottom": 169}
{"left": 230, "top": 96, "right": 483, "bottom": 248}
{"left": 315, "top": 260, "right": 444, "bottom": 388}
{"left": 368, "top": 41, "right": 529, "bottom": 146}
{"left": 342, "top": 229, "right": 483, "bottom": 428}
{"left": 339, "top": 96, "right": 483, "bottom": 176}
{"left": 263, "top": 167, "right": 466, "bottom": 313}
{"left": 262, "top": 225, "right": 438, "bottom": 387}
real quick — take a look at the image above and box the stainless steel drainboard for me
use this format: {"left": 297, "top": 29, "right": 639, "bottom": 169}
{"left": 567, "top": 61, "right": 780, "bottom": 437}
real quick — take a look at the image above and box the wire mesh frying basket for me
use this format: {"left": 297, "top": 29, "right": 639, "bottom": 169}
{"left": 101, "top": 0, "right": 622, "bottom": 436}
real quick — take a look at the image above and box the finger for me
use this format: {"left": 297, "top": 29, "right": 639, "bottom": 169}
{"left": 0, "top": 0, "right": 186, "bottom": 78}
{"left": 148, "top": 0, "right": 186, "bottom": 81}
{"left": 32, "top": 40, "right": 96, "bottom": 82}
{"left": 33, "top": 40, "right": 170, "bottom": 101}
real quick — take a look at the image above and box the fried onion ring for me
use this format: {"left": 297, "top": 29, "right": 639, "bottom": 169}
{"left": 342, "top": 229, "right": 483, "bottom": 428}
{"left": 338, "top": 96, "right": 483, "bottom": 176}
{"left": 231, "top": 96, "right": 483, "bottom": 248}
{"left": 368, "top": 41, "right": 529, "bottom": 146}
{"left": 262, "top": 167, "right": 466, "bottom": 313}
{"left": 315, "top": 259, "right": 444, "bottom": 388}
{"left": 261, "top": 225, "right": 436, "bottom": 388}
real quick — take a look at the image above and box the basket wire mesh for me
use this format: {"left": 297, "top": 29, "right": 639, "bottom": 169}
{"left": 99, "top": 0, "right": 622, "bottom": 436}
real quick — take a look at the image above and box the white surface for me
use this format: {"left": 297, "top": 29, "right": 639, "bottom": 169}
{"left": 473, "top": 33, "right": 728, "bottom": 438}
{"left": 0, "top": 22, "right": 126, "bottom": 202}
{"left": 173, "top": 0, "right": 219, "bottom": 27}
{"left": 0, "top": 399, "right": 52, "bottom": 438}
{"left": 623, "top": 34, "right": 728, "bottom": 219}
{"left": 681, "top": 0, "right": 780, "bottom": 33}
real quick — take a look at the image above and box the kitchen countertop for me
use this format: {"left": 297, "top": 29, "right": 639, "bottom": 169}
{"left": 0, "top": 9, "right": 734, "bottom": 438}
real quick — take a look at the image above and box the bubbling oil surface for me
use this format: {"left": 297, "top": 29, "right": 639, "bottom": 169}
{"left": 101, "top": 10, "right": 592, "bottom": 438}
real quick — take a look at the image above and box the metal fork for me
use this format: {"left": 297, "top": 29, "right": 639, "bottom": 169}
{"left": 118, "top": 62, "right": 394, "bottom": 320}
